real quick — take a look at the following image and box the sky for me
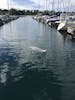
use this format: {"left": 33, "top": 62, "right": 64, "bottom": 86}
{"left": 0, "top": 0, "right": 75, "bottom": 11}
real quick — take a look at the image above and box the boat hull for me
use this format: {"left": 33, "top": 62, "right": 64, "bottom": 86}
{"left": 57, "top": 21, "right": 67, "bottom": 31}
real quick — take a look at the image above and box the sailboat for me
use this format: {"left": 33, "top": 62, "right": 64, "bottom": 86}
{"left": 57, "top": 13, "right": 75, "bottom": 31}
{"left": 57, "top": 13, "right": 67, "bottom": 31}
{"left": 47, "top": 0, "right": 60, "bottom": 27}
{"left": 57, "top": 0, "right": 75, "bottom": 32}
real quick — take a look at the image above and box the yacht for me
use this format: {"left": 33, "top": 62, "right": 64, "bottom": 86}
{"left": 57, "top": 14, "right": 75, "bottom": 32}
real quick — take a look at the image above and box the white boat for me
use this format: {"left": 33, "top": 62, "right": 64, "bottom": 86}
{"left": 57, "top": 15, "right": 75, "bottom": 31}
{"left": 46, "top": 17, "right": 60, "bottom": 24}
{"left": 57, "top": 20, "right": 67, "bottom": 31}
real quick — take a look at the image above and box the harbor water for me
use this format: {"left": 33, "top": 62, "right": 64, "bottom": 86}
{"left": 0, "top": 16, "right": 75, "bottom": 100}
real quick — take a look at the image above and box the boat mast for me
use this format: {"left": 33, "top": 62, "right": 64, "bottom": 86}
{"left": 52, "top": 0, "right": 54, "bottom": 11}
{"left": 62, "top": 0, "right": 65, "bottom": 12}
{"left": 7, "top": 0, "right": 9, "bottom": 10}
{"left": 7, "top": 0, "right": 9, "bottom": 15}
{"left": 45, "top": 0, "right": 47, "bottom": 11}
{"left": 45, "top": 0, "right": 49, "bottom": 11}
{"left": 39, "top": 0, "right": 40, "bottom": 11}
{"left": 58, "top": 0, "right": 60, "bottom": 11}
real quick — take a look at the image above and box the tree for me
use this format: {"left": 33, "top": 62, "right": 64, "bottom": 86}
{"left": 9, "top": 8, "right": 18, "bottom": 15}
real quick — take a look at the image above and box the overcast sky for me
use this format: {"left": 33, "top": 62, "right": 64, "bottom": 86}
{"left": 0, "top": 0, "right": 75, "bottom": 11}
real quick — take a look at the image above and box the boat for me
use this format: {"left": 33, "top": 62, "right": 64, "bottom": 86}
{"left": 57, "top": 15, "right": 75, "bottom": 32}
{"left": 57, "top": 20, "right": 67, "bottom": 31}
{"left": 46, "top": 14, "right": 60, "bottom": 28}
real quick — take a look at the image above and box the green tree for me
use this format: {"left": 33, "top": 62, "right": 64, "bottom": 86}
{"left": 9, "top": 8, "right": 18, "bottom": 15}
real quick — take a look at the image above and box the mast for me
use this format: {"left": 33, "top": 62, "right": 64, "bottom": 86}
{"left": 7, "top": 0, "right": 9, "bottom": 15}
{"left": 52, "top": 0, "right": 54, "bottom": 11}
{"left": 58, "top": 0, "right": 60, "bottom": 11}
{"left": 7, "top": 0, "right": 9, "bottom": 10}
{"left": 39, "top": 0, "right": 40, "bottom": 11}
{"left": 46, "top": 0, "right": 47, "bottom": 10}
{"left": 62, "top": 0, "right": 65, "bottom": 12}
{"left": 45, "top": 0, "right": 47, "bottom": 11}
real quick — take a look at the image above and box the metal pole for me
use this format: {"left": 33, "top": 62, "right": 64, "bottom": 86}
{"left": 39, "top": 0, "right": 40, "bottom": 11}
{"left": 58, "top": 0, "right": 60, "bottom": 11}
{"left": 46, "top": 0, "right": 47, "bottom": 10}
{"left": 52, "top": 0, "right": 54, "bottom": 11}
{"left": 7, "top": 0, "right": 9, "bottom": 10}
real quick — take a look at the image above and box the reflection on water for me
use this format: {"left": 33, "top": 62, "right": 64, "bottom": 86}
{"left": 0, "top": 16, "right": 75, "bottom": 100}
{"left": 0, "top": 45, "right": 61, "bottom": 100}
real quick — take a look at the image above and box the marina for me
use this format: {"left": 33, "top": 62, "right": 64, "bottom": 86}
{"left": 0, "top": 16, "right": 75, "bottom": 100}
{"left": 33, "top": 13, "right": 75, "bottom": 38}
{"left": 0, "top": 0, "right": 75, "bottom": 100}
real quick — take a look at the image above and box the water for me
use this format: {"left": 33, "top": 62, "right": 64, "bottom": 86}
{"left": 0, "top": 16, "right": 75, "bottom": 100}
